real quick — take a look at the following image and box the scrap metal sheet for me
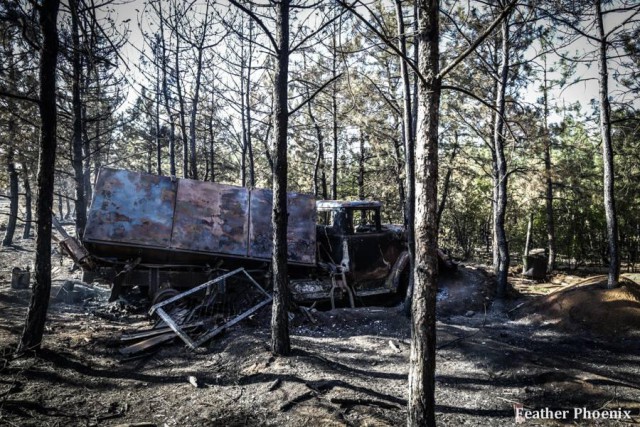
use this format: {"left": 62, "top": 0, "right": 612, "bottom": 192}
{"left": 171, "top": 179, "right": 249, "bottom": 256}
{"left": 84, "top": 168, "right": 176, "bottom": 248}
{"left": 248, "top": 188, "right": 316, "bottom": 265}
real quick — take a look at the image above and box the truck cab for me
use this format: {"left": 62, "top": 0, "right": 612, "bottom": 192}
{"left": 290, "top": 200, "right": 410, "bottom": 305}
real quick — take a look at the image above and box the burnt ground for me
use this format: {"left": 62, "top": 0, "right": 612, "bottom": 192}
{"left": 1, "top": 234, "right": 640, "bottom": 426}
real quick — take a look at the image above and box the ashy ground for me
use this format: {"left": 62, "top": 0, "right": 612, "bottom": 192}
{"left": 1, "top": 232, "right": 640, "bottom": 426}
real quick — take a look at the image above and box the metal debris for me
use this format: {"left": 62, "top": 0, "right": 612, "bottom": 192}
{"left": 120, "top": 268, "right": 271, "bottom": 356}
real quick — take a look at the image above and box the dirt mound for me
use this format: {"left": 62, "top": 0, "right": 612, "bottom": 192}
{"left": 512, "top": 274, "right": 640, "bottom": 337}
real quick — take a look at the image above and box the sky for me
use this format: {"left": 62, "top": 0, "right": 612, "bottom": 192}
{"left": 100, "top": 0, "right": 637, "bottom": 123}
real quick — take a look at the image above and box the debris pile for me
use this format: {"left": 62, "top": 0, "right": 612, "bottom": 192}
{"left": 120, "top": 268, "right": 272, "bottom": 357}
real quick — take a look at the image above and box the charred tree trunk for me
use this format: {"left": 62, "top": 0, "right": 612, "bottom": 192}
{"left": 188, "top": 48, "right": 206, "bottom": 181}
{"left": 157, "top": 8, "right": 176, "bottom": 176}
{"left": 523, "top": 211, "right": 533, "bottom": 273}
{"left": 155, "top": 59, "right": 162, "bottom": 176}
{"left": 22, "top": 169, "right": 32, "bottom": 239}
{"left": 2, "top": 48, "right": 18, "bottom": 247}
{"left": 393, "top": 130, "right": 406, "bottom": 217}
{"left": 358, "top": 133, "right": 366, "bottom": 200}
{"left": 18, "top": 0, "right": 60, "bottom": 353}
{"left": 542, "top": 65, "right": 556, "bottom": 273}
{"left": 331, "top": 20, "right": 339, "bottom": 200}
{"left": 82, "top": 66, "right": 94, "bottom": 207}
{"left": 240, "top": 34, "right": 247, "bottom": 187}
{"left": 2, "top": 151, "right": 18, "bottom": 247}
{"left": 188, "top": 3, "right": 210, "bottom": 182}
{"left": 70, "top": 0, "right": 87, "bottom": 239}
{"left": 493, "top": 14, "right": 510, "bottom": 298}
{"left": 270, "top": 0, "right": 291, "bottom": 356}
{"left": 83, "top": 107, "right": 92, "bottom": 210}
{"left": 436, "top": 135, "right": 459, "bottom": 230}
{"left": 408, "top": 0, "right": 440, "bottom": 425}
{"left": 175, "top": 36, "right": 189, "bottom": 179}
{"left": 395, "top": 0, "right": 416, "bottom": 298}
{"left": 208, "top": 90, "right": 216, "bottom": 183}
{"left": 308, "top": 98, "right": 328, "bottom": 199}
{"left": 246, "top": 16, "right": 255, "bottom": 188}
{"left": 595, "top": 1, "right": 619, "bottom": 288}
{"left": 411, "top": 1, "right": 419, "bottom": 142}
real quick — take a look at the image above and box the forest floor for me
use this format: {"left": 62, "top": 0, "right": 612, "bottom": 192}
{"left": 1, "top": 226, "right": 640, "bottom": 426}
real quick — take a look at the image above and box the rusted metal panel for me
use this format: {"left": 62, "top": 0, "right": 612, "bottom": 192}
{"left": 171, "top": 179, "right": 249, "bottom": 256}
{"left": 84, "top": 168, "right": 176, "bottom": 248}
{"left": 84, "top": 168, "right": 316, "bottom": 266}
{"left": 247, "top": 188, "right": 272, "bottom": 260}
{"left": 248, "top": 188, "right": 316, "bottom": 265}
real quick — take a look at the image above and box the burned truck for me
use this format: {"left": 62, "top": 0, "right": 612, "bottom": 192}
{"left": 77, "top": 168, "right": 411, "bottom": 307}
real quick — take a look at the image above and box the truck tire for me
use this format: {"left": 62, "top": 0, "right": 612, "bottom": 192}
{"left": 151, "top": 288, "right": 179, "bottom": 306}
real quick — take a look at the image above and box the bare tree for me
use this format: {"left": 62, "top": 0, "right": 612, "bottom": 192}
{"left": 595, "top": 0, "right": 619, "bottom": 288}
{"left": 18, "top": 0, "right": 60, "bottom": 353}
{"left": 493, "top": 7, "right": 511, "bottom": 298}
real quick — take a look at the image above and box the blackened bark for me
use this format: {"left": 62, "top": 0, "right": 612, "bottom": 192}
{"left": 411, "top": 1, "right": 419, "bottom": 142}
{"left": 155, "top": 59, "right": 162, "bottom": 176}
{"left": 188, "top": 3, "right": 210, "bottom": 182}
{"left": 489, "top": 37, "right": 500, "bottom": 271}
{"left": 84, "top": 74, "right": 98, "bottom": 205}
{"left": 331, "top": 21, "right": 339, "bottom": 200}
{"left": 523, "top": 211, "right": 533, "bottom": 272}
{"left": 240, "top": 33, "right": 247, "bottom": 187}
{"left": 408, "top": 0, "right": 440, "bottom": 425}
{"left": 395, "top": 0, "right": 416, "bottom": 296}
{"left": 392, "top": 130, "right": 406, "bottom": 217}
{"left": 70, "top": 0, "right": 86, "bottom": 239}
{"left": 307, "top": 98, "right": 327, "bottom": 199}
{"left": 543, "top": 66, "right": 556, "bottom": 273}
{"left": 2, "top": 151, "right": 18, "bottom": 247}
{"left": 436, "top": 135, "right": 459, "bottom": 230}
{"left": 358, "top": 133, "right": 365, "bottom": 200}
{"left": 271, "top": 0, "right": 291, "bottom": 356}
{"left": 22, "top": 169, "right": 32, "bottom": 239}
{"left": 246, "top": 16, "right": 255, "bottom": 188}
{"left": 157, "top": 10, "right": 176, "bottom": 176}
{"left": 18, "top": 0, "right": 60, "bottom": 353}
{"left": 493, "top": 14, "right": 510, "bottom": 298}
{"left": 208, "top": 90, "right": 216, "bottom": 182}
{"left": 175, "top": 36, "right": 189, "bottom": 179}
{"left": 595, "top": 1, "right": 619, "bottom": 288}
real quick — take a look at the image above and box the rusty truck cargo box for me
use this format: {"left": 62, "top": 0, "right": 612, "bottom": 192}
{"left": 83, "top": 168, "right": 316, "bottom": 265}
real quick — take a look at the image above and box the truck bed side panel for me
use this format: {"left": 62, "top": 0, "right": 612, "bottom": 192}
{"left": 84, "top": 169, "right": 176, "bottom": 248}
{"left": 248, "top": 188, "right": 316, "bottom": 265}
{"left": 171, "top": 179, "right": 249, "bottom": 256}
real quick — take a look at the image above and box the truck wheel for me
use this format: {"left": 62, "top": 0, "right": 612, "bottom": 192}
{"left": 151, "top": 288, "right": 179, "bottom": 306}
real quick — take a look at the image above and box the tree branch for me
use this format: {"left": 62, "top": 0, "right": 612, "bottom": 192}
{"left": 438, "top": 0, "right": 518, "bottom": 80}
{"left": 0, "top": 89, "right": 40, "bottom": 104}
{"left": 337, "top": 0, "right": 426, "bottom": 87}
{"left": 288, "top": 73, "right": 343, "bottom": 117}
{"left": 228, "top": 0, "right": 278, "bottom": 52}
{"left": 605, "top": 7, "right": 640, "bottom": 39}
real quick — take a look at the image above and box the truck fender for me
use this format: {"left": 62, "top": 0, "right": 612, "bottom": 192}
{"left": 385, "top": 251, "right": 410, "bottom": 293}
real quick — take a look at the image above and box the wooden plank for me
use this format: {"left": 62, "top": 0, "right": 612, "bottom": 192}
{"left": 119, "top": 332, "right": 176, "bottom": 356}
{"left": 120, "top": 323, "right": 203, "bottom": 342}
